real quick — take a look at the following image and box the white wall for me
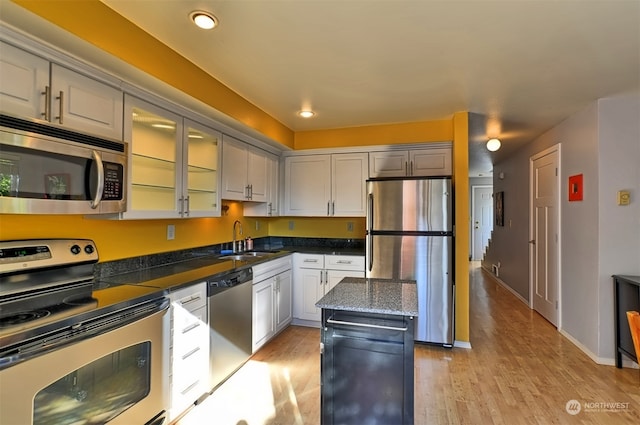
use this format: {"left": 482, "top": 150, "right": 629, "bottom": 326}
{"left": 483, "top": 92, "right": 640, "bottom": 363}
{"left": 596, "top": 93, "right": 640, "bottom": 359}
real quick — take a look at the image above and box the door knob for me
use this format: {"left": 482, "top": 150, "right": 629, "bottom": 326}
{"left": 528, "top": 240, "right": 536, "bottom": 245}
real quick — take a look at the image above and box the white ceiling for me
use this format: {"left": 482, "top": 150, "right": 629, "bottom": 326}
{"left": 4, "top": 1, "right": 640, "bottom": 176}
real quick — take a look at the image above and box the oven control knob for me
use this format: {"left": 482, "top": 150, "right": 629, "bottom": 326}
{"left": 84, "top": 244, "right": 95, "bottom": 255}
{"left": 70, "top": 244, "right": 81, "bottom": 255}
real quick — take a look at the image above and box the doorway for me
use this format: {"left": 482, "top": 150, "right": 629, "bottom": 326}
{"left": 471, "top": 185, "right": 493, "bottom": 261}
{"left": 529, "top": 145, "right": 561, "bottom": 327}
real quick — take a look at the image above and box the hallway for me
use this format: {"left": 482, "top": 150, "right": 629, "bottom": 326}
{"left": 177, "top": 263, "right": 640, "bottom": 424}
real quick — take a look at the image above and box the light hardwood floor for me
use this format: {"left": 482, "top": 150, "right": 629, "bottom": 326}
{"left": 177, "top": 263, "right": 640, "bottom": 424}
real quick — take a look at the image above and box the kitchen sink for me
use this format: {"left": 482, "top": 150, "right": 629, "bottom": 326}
{"left": 219, "top": 251, "right": 273, "bottom": 261}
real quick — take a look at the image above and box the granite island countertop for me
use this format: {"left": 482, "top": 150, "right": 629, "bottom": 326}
{"left": 316, "top": 277, "right": 418, "bottom": 317}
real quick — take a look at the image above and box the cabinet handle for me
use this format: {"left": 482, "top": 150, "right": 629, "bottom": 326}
{"left": 268, "top": 202, "right": 272, "bottom": 216}
{"left": 327, "top": 201, "right": 330, "bottom": 216}
{"left": 332, "top": 201, "right": 335, "bottom": 216}
{"left": 182, "top": 346, "right": 201, "bottom": 360}
{"left": 55, "top": 90, "right": 64, "bottom": 124}
{"left": 327, "top": 317, "right": 408, "bottom": 332}
{"left": 180, "top": 295, "right": 201, "bottom": 305}
{"left": 181, "top": 380, "right": 200, "bottom": 395}
{"left": 41, "top": 86, "right": 51, "bottom": 121}
{"left": 185, "top": 196, "right": 190, "bottom": 216}
{"left": 405, "top": 161, "right": 408, "bottom": 175}
{"left": 182, "top": 322, "right": 201, "bottom": 334}
{"left": 410, "top": 161, "right": 414, "bottom": 176}
{"left": 303, "top": 259, "right": 318, "bottom": 263}
{"left": 336, "top": 260, "right": 352, "bottom": 264}
{"left": 249, "top": 184, "right": 253, "bottom": 200}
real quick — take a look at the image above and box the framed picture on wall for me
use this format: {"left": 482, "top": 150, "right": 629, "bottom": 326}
{"left": 495, "top": 191, "right": 504, "bottom": 226}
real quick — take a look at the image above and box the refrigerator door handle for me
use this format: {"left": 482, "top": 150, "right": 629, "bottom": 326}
{"left": 367, "top": 193, "right": 374, "bottom": 272}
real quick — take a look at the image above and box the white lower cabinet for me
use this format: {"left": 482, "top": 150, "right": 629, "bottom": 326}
{"left": 169, "top": 283, "right": 209, "bottom": 422}
{"left": 252, "top": 255, "right": 293, "bottom": 353}
{"left": 293, "top": 253, "right": 365, "bottom": 325}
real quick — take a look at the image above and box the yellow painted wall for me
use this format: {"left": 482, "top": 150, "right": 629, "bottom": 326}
{"left": 452, "top": 112, "right": 470, "bottom": 343}
{"left": 269, "top": 217, "right": 366, "bottom": 239}
{"left": 0, "top": 202, "right": 269, "bottom": 262}
{"left": 295, "top": 119, "right": 453, "bottom": 149}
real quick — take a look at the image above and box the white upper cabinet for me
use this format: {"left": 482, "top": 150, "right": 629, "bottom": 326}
{"left": 369, "top": 146, "right": 452, "bottom": 177}
{"left": 284, "top": 152, "right": 368, "bottom": 217}
{"left": 244, "top": 154, "right": 280, "bottom": 217}
{"left": 184, "top": 119, "right": 222, "bottom": 217}
{"left": 122, "top": 95, "right": 221, "bottom": 219}
{"left": 0, "top": 41, "right": 123, "bottom": 140}
{"left": 221, "top": 135, "right": 270, "bottom": 202}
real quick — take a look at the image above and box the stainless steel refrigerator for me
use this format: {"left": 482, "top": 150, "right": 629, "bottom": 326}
{"left": 366, "top": 176, "right": 454, "bottom": 346}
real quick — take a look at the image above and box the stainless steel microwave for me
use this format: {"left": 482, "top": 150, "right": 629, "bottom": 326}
{"left": 0, "top": 114, "right": 126, "bottom": 214}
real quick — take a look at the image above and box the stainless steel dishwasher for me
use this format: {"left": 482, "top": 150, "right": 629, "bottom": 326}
{"left": 207, "top": 268, "right": 253, "bottom": 391}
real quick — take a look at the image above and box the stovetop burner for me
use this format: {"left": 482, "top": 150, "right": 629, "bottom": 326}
{"left": 0, "top": 297, "right": 98, "bottom": 338}
{"left": 0, "top": 310, "right": 50, "bottom": 328}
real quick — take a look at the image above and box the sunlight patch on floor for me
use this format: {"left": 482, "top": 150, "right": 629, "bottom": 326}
{"left": 177, "top": 360, "right": 275, "bottom": 425}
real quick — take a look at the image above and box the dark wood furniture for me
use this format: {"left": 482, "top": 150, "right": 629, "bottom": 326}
{"left": 613, "top": 275, "right": 640, "bottom": 368}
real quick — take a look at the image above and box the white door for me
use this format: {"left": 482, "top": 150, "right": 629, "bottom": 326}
{"left": 221, "top": 136, "right": 248, "bottom": 200}
{"left": 471, "top": 186, "right": 493, "bottom": 260}
{"left": 331, "top": 153, "right": 368, "bottom": 216}
{"left": 530, "top": 146, "right": 560, "bottom": 326}
{"left": 247, "top": 148, "right": 268, "bottom": 202}
{"left": 51, "top": 64, "right": 123, "bottom": 140}
{"left": 0, "top": 41, "right": 49, "bottom": 120}
{"left": 284, "top": 155, "right": 331, "bottom": 216}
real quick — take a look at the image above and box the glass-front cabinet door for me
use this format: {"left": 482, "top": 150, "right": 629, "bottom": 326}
{"left": 184, "top": 119, "right": 221, "bottom": 217}
{"left": 124, "top": 95, "right": 182, "bottom": 218}
{"left": 123, "top": 95, "right": 221, "bottom": 219}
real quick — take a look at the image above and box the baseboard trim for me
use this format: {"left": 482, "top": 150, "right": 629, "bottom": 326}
{"left": 480, "top": 266, "right": 529, "bottom": 306}
{"left": 454, "top": 340, "right": 472, "bottom": 349}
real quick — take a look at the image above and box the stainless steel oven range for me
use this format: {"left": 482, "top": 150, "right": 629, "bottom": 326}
{"left": 0, "top": 239, "right": 169, "bottom": 425}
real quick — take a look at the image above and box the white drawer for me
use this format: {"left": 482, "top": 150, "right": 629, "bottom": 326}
{"left": 253, "top": 255, "right": 292, "bottom": 282}
{"left": 171, "top": 281, "right": 207, "bottom": 312}
{"left": 173, "top": 306, "right": 207, "bottom": 348}
{"left": 325, "top": 255, "right": 365, "bottom": 271}
{"left": 294, "top": 253, "right": 325, "bottom": 269}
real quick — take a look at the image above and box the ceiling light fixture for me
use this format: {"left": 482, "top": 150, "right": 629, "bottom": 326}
{"left": 486, "top": 138, "right": 501, "bottom": 152}
{"left": 190, "top": 11, "right": 218, "bottom": 30}
{"left": 298, "top": 110, "right": 315, "bottom": 118}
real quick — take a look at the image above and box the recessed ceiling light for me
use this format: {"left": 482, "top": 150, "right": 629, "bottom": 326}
{"left": 190, "top": 11, "right": 218, "bottom": 30}
{"left": 298, "top": 110, "right": 315, "bottom": 118}
{"left": 486, "top": 138, "right": 501, "bottom": 152}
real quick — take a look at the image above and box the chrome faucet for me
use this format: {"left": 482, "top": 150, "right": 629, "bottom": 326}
{"left": 233, "top": 220, "right": 243, "bottom": 253}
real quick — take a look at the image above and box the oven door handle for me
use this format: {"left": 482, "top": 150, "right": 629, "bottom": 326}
{"left": 90, "top": 150, "right": 104, "bottom": 209}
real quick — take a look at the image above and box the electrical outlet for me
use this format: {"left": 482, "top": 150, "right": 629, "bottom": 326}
{"left": 167, "top": 224, "right": 175, "bottom": 240}
{"left": 347, "top": 222, "right": 354, "bottom": 232}
{"left": 288, "top": 220, "right": 294, "bottom": 230}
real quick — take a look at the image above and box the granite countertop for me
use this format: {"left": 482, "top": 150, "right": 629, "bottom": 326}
{"left": 316, "top": 277, "right": 418, "bottom": 317}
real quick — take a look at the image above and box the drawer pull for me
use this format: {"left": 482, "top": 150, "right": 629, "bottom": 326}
{"left": 327, "top": 317, "right": 408, "bottom": 332}
{"left": 336, "top": 260, "right": 352, "bottom": 264}
{"left": 181, "top": 380, "right": 200, "bottom": 395}
{"left": 180, "top": 295, "right": 201, "bottom": 305}
{"left": 182, "top": 322, "right": 201, "bottom": 334}
{"left": 304, "top": 259, "right": 318, "bottom": 263}
{"left": 182, "top": 346, "right": 201, "bottom": 360}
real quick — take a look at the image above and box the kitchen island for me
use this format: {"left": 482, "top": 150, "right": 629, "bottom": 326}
{"left": 316, "top": 277, "right": 418, "bottom": 425}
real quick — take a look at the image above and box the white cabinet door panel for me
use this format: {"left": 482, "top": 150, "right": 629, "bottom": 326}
{"left": 284, "top": 155, "right": 331, "bottom": 216}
